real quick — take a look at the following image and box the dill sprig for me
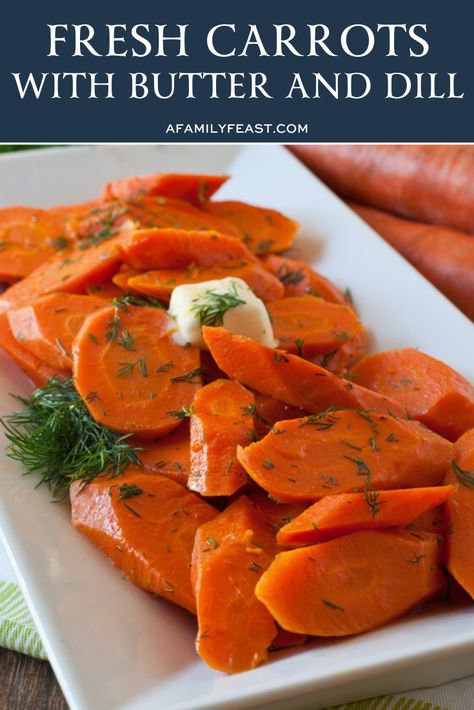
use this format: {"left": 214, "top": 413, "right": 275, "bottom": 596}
{"left": 452, "top": 460, "right": 474, "bottom": 489}
{"left": 1, "top": 378, "right": 141, "bottom": 497}
{"left": 190, "top": 282, "right": 246, "bottom": 327}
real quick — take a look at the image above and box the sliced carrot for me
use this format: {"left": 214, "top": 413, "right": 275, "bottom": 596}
{"left": 255, "top": 529, "right": 445, "bottom": 636}
{"left": 121, "top": 228, "right": 255, "bottom": 270}
{"left": 204, "top": 201, "right": 298, "bottom": 254}
{"left": 189, "top": 379, "right": 254, "bottom": 497}
{"left": 7, "top": 293, "right": 108, "bottom": 371}
{"left": 408, "top": 505, "right": 447, "bottom": 536}
{"left": 252, "top": 392, "right": 307, "bottom": 438}
{"left": 191, "top": 496, "right": 277, "bottom": 672}
{"left": 128, "top": 260, "right": 284, "bottom": 303}
{"left": 444, "top": 428, "right": 474, "bottom": 598}
{"left": 267, "top": 295, "right": 366, "bottom": 367}
{"left": 112, "top": 266, "right": 143, "bottom": 292}
{"left": 70, "top": 468, "right": 217, "bottom": 613}
{"left": 277, "top": 486, "right": 454, "bottom": 546}
{"left": 202, "top": 327, "right": 406, "bottom": 417}
{"left": 0, "top": 312, "right": 69, "bottom": 387}
{"left": 62, "top": 201, "right": 134, "bottom": 243}
{"left": 125, "top": 196, "right": 242, "bottom": 239}
{"left": 246, "top": 489, "right": 306, "bottom": 534}
{"left": 101, "top": 173, "right": 228, "bottom": 206}
{"left": 85, "top": 281, "right": 124, "bottom": 301}
{"left": 134, "top": 422, "right": 190, "bottom": 485}
{"left": 73, "top": 304, "right": 201, "bottom": 438}
{"left": 350, "top": 348, "right": 474, "bottom": 441}
{"left": 263, "top": 254, "right": 350, "bottom": 305}
{"left": 0, "top": 207, "right": 72, "bottom": 282}
{"left": 237, "top": 410, "right": 453, "bottom": 503}
{"left": 270, "top": 627, "right": 308, "bottom": 650}
{"left": 0, "top": 231, "right": 128, "bottom": 313}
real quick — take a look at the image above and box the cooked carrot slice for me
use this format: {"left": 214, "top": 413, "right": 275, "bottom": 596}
{"left": 112, "top": 266, "right": 143, "bottom": 292}
{"left": 246, "top": 489, "right": 306, "bottom": 533}
{"left": 252, "top": 392, "right": 307, "bottom": 438}
{"left": 263, "top": 254, "right": 350, "bottom": 305}
{"left": 202, "top": 327, "right": 406, "bottom": 417}
{"left": 445, "top": 428, "right": 474, "bottom": 598}
{"left": 189, "top": 379, "right": 254, "bottom": 496}
{"left": 121, "top": 228, "right": 255, "bottom": 270}
{"left": 191, "top": 496, "right": 277, "bottom": 672}
{"left": 277, "top": 486, "right": 454, "bottom": 546}
{"left": 237, "top": 411, "right": 453, "bottom": 503}
{"left": 270, "top": 627, "right": 307, "bottom": 650}
{"left": 101, "top": 173, "right": 228, "bottom": 205}
{"left": 71, "top": 468, "right": 217, "bottom": 613}
{"left": 73, "top": 304, "right": 201, "bottom": 438}
{"left": 205, "top": 201, "right": 298, "bottom": 254}
{"left": 125, "top": 196, "right": 242, "bottom": 239}
{"left": 62, "top": 201, "right": 133, "bottom": 243}
{"left": 0, "top": 312, "right": 69, "bottom": 387}
{"left": 0, "top": 231, "right": 128, "bottom": 313}
{"left": 255, "top": 529, "right": 445, "bottom": 636}
{"left": 350, "top": 348, "right": 474, "bottom": 441}
{"left": 85, "top": 281, "right": 124, "bottom": 301}
{"left": 128, "top": 260, "right": 284, "bottom": 303}
{"left": 7, "top": 294, "right": 108, "bottom": 371}
{"left": 133, "top": 422, "right": 190, "bottom": 485}
{"left": 268, "top": 295, "right": 366, "bottom": 365}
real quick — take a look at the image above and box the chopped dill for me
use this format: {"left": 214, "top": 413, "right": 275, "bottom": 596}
{"left": 190, "top": 282, "right": 246, "bottom": 327}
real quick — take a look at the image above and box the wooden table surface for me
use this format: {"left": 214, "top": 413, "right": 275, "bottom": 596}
{"left": 0, "top": 647, "right": 68, "bottom": 710}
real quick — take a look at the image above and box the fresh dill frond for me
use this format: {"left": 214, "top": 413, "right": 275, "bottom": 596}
{"left": 452, "top": 459, "right": 474, "bottom": 489}
{"left": 190, "top": 282, "right": 246, "bottom": 327}
{"left": 112, "top": 294, "right": 165, "bottom": 310}
{"left": 1, "top": 378, "right": 141, "bottom": 497}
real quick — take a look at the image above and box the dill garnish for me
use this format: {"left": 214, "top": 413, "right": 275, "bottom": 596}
{"left": 294, "top": 338, "right": 304, "bottom": 357}
{"left": 273, "top": 351, "right": 289, "bottom": 365}
{"left": 363, "top": 490, "right": 384, "bottom": 518}
{"left": 113, "top": 294, "right": 165, "bottom": 310}
{"left": 322, "top": 599, "right": 345, "bottom": 611}
{"left": 116, "top": 483, "right": 143, "bottom": 500}
{"left": 170, "top": 368, "right": 202, "bottom": 384}
{"left": 452, "top": 460, "right": 474, "bottom": 489}
{"left": 168, "top": 405, "right": 194, "bottom": 419}
{"left": 156, "top": 361, "right": 174, "bottom": 373}
{"left": 1, "top": 378, "right": 141, "bottom": 496}
{"left": 343, "top": 454, "right": 371, "bottom": 484}
{"left": 190, "top": 282, "right": 246, "bottom": 327}
{"left": 116, "top": 329, "right": 137, "bottom": 351}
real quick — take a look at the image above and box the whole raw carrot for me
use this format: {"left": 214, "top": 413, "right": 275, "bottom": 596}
{"left": 290, "top": 145, "right": 474, "bottom": 233}
{"left": 255, "top": 528, "right": 445, "bottom": 636}
{"left": 350, "top": 202, "right": 474, "bottom": 320}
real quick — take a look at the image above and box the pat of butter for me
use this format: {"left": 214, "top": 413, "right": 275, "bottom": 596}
{"left": 168, "top": 277, "right": 276, "bottom": 349}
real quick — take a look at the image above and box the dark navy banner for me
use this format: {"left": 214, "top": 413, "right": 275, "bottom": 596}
{"left": 0, "top": 0, "right": 472, "bottom": 142}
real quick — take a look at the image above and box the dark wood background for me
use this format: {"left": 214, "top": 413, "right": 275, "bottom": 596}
{"left": 0, "top": 647, "right": 67, "bottom": 710}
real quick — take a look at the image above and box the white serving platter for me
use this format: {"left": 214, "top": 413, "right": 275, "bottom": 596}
{"left": 0, "top": 145, "right": 473, "bottom": 710}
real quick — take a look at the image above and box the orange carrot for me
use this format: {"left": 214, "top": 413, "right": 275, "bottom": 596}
{"left": 134, "top": 422, "right": 190, "bottom": 485}
{"left": 350, "top": 348, "right": 474, "bottom": 441}
{"left": 237, "top": 410, "right": 453, "bottom": 503}
{"left": 267, "top": 295, "right": 366, "bottom": 366}
{"left": 0, "top": 312, "right": 69, "bottom": 387}
{"left": 7, "top": 293, "right": 108, "bottom": 371}
{"left": 71, "top": 468, "right": 217, "bottom": 613}
{"left": 112, "top": 266, "right": 143, "bottom": 292}
{"left": 191, "top": 496, "right": 277, "bottom": 672}
{"left": 120, "top": 228, "right": 255, "bottom": 270}
{"left": 246, "top": 488, "right": 306, "bottom": 534}
{"left": 128, "top": 260, "right": 284, "bottom": 303}
{"left": 0, "top": 231, "right": 128, "bottom": 314}
{"left": 444, "top": 428, "right": 474, "bottom": 598}
{"left": 204, "top": 200, "right": 298, "bottom": 254}
{"left": 189, "top": 379, "right": 254, "bottom": 496}
{"left": 270, "top": 627, "right": 308, "bottom": 650}
{"left": 350, "top": 202, "right": 474, "bottom": 321}
{"left": 255, "top": 528, "right": 445, "bottom": 636}
{"left": 85, "top": 281, "right": 125, "bottom": 301}
{"left": 202, "top": 327, "right": 406, "bottom": 417}
{"left": 101, "top": 173, "right": 228, "bottom": 206}
{"left": 262, "top": 254, "right": 350, "bottom": 305}
{"left": 73, "top": 304, "right": 201, "bottom": 438}
{"left": 290, "top": 145, "right": 474, "bottom": 234}
{"left": 277, "top": 486, "right": 454, "bottom": 546}
{"left": 252, "top": 392, "right": 307, "bottom": 438}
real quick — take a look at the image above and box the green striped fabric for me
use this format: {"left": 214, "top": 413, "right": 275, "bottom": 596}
{"left": 326, "top": 698, "right": 447, "bottom": 710}
{"left": 0, "top": 580, "right": 46, "bottom": 659}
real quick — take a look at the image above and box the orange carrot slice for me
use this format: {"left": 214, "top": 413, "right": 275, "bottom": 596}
{"left": 263, "top": 254, "right": 350, "bottom": 305}
{"left": 205, "top": 201, "right": 298, "bottom": 254}
{"left": 350, "top": 348, "right": 474, "bottom": 441}
{"left": 237, "top": 410, "right": 453, "bottom": 503}
{"left": 445, "top": 428, "right": 474, "bottom": 598}
{"left": 189, "top": 379, "right": 254, "bottom": 496}
{"left": 277, "top": 486, "right": 454, "bottom": 546}
{"left": 7, "top": 293, "right": 108, "bottom": 371}
{"left": 191, "top": 496, "right": 277, "bottom": 672}
{"left": 255, "top": 529, "right": 445, "bottom": 636}
{"left": 134, "top": 422, "right": 190, "bottom": 485}
{"left": 0, "top": 312, "right": 69, "bottom": 387}
{"left": 252, "top": 392, "right": 307, "bottom": 438}
{"left": 121, "top": 228, "right": 255, "bottom": 270}
{"left": 128, "top": 260, "right": 284, "bottom": 303}
{"left": 102, "top": 174, "right": 228, "bottom": 205}
{"left": 202, "top": 327, "right": 406, "bottom": 417}
{"left": 71, "top": 468, "right": 217, "bottom": 613}
{"left": 73, "top": 304, "right": 201, "bottom": 438}
{"left": 267, "top": 295, "right": 366, "bottom": 365}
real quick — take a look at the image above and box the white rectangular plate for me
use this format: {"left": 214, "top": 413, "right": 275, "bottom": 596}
{"left": 0, "top": 145, "right": 473, "bottom": 710}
